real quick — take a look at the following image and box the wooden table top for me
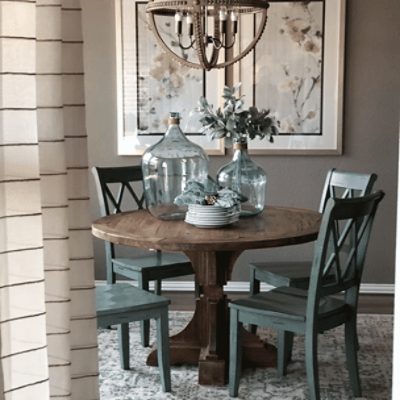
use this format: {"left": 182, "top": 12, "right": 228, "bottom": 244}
{"left": 92, "top": 206, "right": 321, "bottom": 252}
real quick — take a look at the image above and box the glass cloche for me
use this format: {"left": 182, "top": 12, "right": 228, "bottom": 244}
{"left": 142, "top": 112, "right": 209, "bottom": 220}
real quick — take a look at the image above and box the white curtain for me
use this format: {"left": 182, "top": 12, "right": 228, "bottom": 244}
{"left": 0, "top": 0, "right": 99, "bottom": 398}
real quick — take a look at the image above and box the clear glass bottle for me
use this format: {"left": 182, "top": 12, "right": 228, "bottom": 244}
{"left": 142, "top": 112, "right": 209, "bottom": 220}
{"left": 217, "top": 140, "right": 266, "bottom": 217}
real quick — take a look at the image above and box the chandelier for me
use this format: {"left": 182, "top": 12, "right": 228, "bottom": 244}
{"left": 145, "top": 0, "right": 270, "bottom": 70}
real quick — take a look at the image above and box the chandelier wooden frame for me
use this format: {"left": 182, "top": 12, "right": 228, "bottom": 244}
{"left": 146, "top": 0, "right": 269, "bottom": 70}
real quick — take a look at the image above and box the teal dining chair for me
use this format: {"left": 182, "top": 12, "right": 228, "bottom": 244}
{"left": 96, "top": 283, "right": 171, "bottom": 392}
{"left": 249, "top": 168, "right": 377, "bottom": 335}
{"left": 229, "top": 191, "right": 384, "bottom": 400}
{"left": 92, "top": 165, "right": 198, "bottom": 347}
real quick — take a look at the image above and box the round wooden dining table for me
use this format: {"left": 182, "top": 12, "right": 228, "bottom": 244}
{"left": 92, "top": 206, "right": 321, "bottom": 386}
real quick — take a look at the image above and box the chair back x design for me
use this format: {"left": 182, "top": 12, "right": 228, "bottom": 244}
{"left": 92, "top": 166, "right": 148, "bottom": 283}
{"left": 94, "top": 165, "right": 145, "bottom": 216}
{"left": 309, "top": 191, "right": 384, "bottom": 311}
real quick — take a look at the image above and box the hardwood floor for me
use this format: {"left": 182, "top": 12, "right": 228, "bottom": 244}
{"left": 165, "top": 292, "right": 394, "bottom": 314}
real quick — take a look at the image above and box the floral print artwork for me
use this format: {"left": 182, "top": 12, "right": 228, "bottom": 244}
{"left": 128, "top": 4, "right": 204, "bottom": 135}
{"left": 254, "top": 1, "right": 323, "bottom": 134}
{"left": 119, "top": 0, "right": 224, "bottom": 154}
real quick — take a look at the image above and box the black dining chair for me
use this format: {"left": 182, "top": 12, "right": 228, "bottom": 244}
{"left": 92, "top": 165, "right": 197, "bottom": 347}
{"left": 229, "top": 191, "right": 384, "bottom": 400}
{"left": 249, "top": 168, "right": 377, "bottom": 335}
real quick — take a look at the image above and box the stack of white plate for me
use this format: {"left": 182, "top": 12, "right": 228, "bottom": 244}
{"left": 185, "top": 204, "right": 240, "bottom": 228}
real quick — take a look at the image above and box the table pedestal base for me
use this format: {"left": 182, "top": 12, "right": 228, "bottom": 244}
{"left": 147, "top": 298, "right": 277, "bottom": 385}
{"left": 147, "top": 250, "right": 277, "bottom": 385}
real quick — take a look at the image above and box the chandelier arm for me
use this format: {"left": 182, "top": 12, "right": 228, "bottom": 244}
{"left": 211, "top": 37, "right": 223, "bottom": 49}
{"left": 210, "top": 11, "right": 268, "bottom": 69}
{"left": 220, "top": 34, "right": 236, "bottom": 50}
{"left": 146, "top": 13, "right": 204, "bottom": 69}
{"left": 178, "top": 35, "right": 196, "bottom": 50}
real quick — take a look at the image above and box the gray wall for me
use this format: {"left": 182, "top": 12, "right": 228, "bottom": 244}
{"left": 82, "top": 0, "right": 400, "bottom": 285}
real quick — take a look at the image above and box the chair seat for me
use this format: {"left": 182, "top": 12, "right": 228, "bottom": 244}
{"left": 112, "top": 252, "right": 193, "bottom": 279}
{"left": 230, "top": 287, "right": 349, "bottom": 324}
{"left": 96, "top": 283, "right": 170, "bottom": 318}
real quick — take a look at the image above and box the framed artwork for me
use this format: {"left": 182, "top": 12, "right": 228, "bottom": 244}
{"left": 234, "top": 0, "right": 345, "bottom": 154}
{"left": 116, "top": 0, "right": 225, "bottom": 156}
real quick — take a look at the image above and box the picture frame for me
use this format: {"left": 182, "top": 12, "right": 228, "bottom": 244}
{"left": 234, "top": 0, "right": 345, "bottom": 155}
{"left": 115, "top": 0, "right": 225, "bottom": 156}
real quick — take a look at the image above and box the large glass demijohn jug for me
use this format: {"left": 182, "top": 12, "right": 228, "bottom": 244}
{"left": 217, "top": 140, "right": 267, "bottom": 217}
{"left": 142, "top": 112, "right": 209, "bottom": 220}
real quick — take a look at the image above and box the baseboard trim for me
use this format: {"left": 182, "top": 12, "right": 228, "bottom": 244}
{"left": 95, "top": 280, "right": 395, "bottom": 295}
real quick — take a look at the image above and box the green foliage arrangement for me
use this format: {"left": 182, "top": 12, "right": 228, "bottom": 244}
{"left": 197, "top": 83, "right": 279, "bottom": 147}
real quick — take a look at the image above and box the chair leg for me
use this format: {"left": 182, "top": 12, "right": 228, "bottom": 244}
{"left": 286, "top": 331, "right": 294, "bottom": 363}
{"left": 229, "top": 309, "right": 243, "bottom": 398}
{"left": 277, "top": 330, "right": 294, "bottom": 377}
{"left": 356, "top": 325, "right": 360, "bottom": 351}
{"left": 107, "top": 259, "right": 116, "bottom": 284}
{"left": 345, "top": 317, "right": 362, "bottom": 397}
{"left": 305, "top": 330, "right": 320, "bottom": 400}
{"left": 138, "top": 277, "right": 150, "bottom": 347}
{"left": 118, "top": 323, "right": 130, "bottom": 370}
{"left": 156, "top": 309, "right": 171, "bottom": 392}
{"left": 194, "top": 281, "right": 201, "bottom": 298}
{"left": 154, "top": 279, "right": 162, "bottom": 296}
{"left": 105, "top": 266, "right": 115, "bottom": 329}
{"left": 249, "top": 267, "right": 260, "bottom": 334}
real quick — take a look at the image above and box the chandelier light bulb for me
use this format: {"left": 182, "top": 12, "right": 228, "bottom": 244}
{"left": 174, "top": 11, "right": 183, "bottom": 35}
{"left": 186, "top": 13, "right": 193, "bottom": 36}
{"left": 219, "top": 8, "right": 227, "bottom": 21}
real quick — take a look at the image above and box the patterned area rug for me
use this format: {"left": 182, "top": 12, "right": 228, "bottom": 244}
{"left": 98, "top": 312, "right": 392, "bottom": 400}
